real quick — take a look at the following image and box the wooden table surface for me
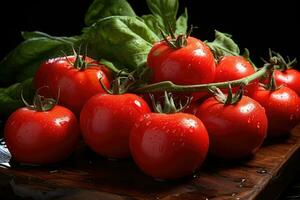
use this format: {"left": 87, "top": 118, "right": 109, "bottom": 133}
{"left": 0, "top": 125, "right": 300, "bottom": 200}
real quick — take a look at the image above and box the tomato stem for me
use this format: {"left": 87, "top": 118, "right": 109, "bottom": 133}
{"left": 99, "top": 73, "right": 136, "bottom": 95}
{"left": 21, "top": 86, "right": 57, "bottom": 112}
{"left": 134, "top": 64, "right": 271, "bottom": 93}
{"left": 209, "top": 84, "right": 244, "bottom": 105}
{"left": 150, "top": 91, "right": 192, "bottom": 114}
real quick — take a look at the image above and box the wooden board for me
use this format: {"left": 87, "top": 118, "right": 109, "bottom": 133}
{"left": 0, "top": 125, "right": 300, "bottom": 200}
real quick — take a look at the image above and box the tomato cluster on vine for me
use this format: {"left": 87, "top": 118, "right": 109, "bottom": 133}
{"left": 4, "top": 32, "right": 300, "bottom": 180}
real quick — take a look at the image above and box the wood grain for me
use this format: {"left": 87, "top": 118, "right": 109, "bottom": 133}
{"left": 0, "top": 125, "right": 300, "bottom": 200}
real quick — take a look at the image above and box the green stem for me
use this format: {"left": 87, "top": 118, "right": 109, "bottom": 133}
{"left": 134, "top": 65, "right": 270, "bottom": 94}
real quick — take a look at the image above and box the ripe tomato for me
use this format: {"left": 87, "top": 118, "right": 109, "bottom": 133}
{"left": 251, "top": 85, "right": 300, "bottom": 137}
{"left": 34, "top": 56, "right": 111, "bottom": 114}
{"left": 196, "top": 96, "right": 267, "bottom": 159}
{"left": 182, "top": 100, "right": 201, "bottom": 115}
{"left": 273, "top": 69, "right": 300, "bottom": 96}
{"left": 147, "top": 36, "right": 216, "bottom": 100}
{"left": 130, "top": 113, "right": 209, "bottom": 180}
{"left": 80, "top": 93, "right": 151, "bottom": 159}
{"left": 4, "top": 105, "right": 80, "bottom": 164}
{"left": 215, "top": 56, "right": 258, "bottom": 95}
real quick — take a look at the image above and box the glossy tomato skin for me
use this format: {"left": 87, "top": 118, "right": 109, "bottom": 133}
{"left": 80, "top": 93, "right": 151, "bottom": 159}
{"left": 147, "top": 36, "right": 216, "bottom": 100}
{"left": 274, "top": 69, "right": 300, "bottom": 96}
{"left": 251, "top": 86, "right": 300, "bottom": 137}
{"left": 215, "top": 56, "right": 258, "bottom": 95}
{"left": 34, "top": 56, "right": 111, "bottom": 115}
{"left": 130, "top": 113, "right": 209, "bottom": 180}
{"left": 196, "top": 96, "right": 267, "bottom": 159}
{"left": 4, "top": 106, "right": 80, "bottom": 164}
{"left": 182, "top": 101, "right": 201, "bottom": 115}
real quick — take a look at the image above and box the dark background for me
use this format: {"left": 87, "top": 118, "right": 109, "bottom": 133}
{"left": 0, "top": 0, "right": 299, "bottom": 66}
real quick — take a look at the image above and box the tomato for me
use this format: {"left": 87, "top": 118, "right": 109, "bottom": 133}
{"left": 34, "top": 56, "right": 111, "bottom": 115}
{"left": 4, "top": 105, "right": 80, "bottom": 164}
{"left": 251, "top": 85, "right": 300, "bottom": 137}
{"left": 182, "top": 101, "right": 201, "bottom": 115}
{"left": 196, "top": 96, "right": 267, "bottom": 159}
{"left": 147, "top": 36, "right": 216, "bottom": 100}
{"left": 215, "top": 56, "right": 258, "bottom": 95}
{"left": 80, "top": 93, "right": 151, "bottom": 159}
{"left": 273, "top": 69, "right": 300, "bottom": 96}
{"left": 130, "top": 113, "right": 209, "bottom": 180}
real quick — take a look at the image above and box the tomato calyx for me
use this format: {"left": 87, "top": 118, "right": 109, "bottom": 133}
{"left": 64, "top": 46, "right": 95, "bottom": 70}
{"left": 99, "top": 72, "right": 135, "bottom": 95}
{"left": 160, "top": 25, "right": 193, "bottom": 49}
{"left": 150, "top": 91, "right": 192, "bottom": 114}
{"left": 262, "top": 49, "right": 297, "bottom": 71}
{"left": 209, "top": 84, "right": 244, "bottom": 105}
{"left": 260, "top": 70, "right": 281, "bottom": 91}
{"left": 21, "top": 87, "right": 57, "bottom": 112}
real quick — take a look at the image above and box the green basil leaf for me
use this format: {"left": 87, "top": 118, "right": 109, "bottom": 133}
{"left": 99, "top": 58, "right": 127, "bottom": 74}
{"left": 22, "top": 31, "right": 79, "bottom": 43}
{"left": 0, "top": 78, "right": 34, "bottom": 118}
{"left": 140, "top": 14, "right": 164, "bottom": 38}
{"left": 0, "top": 33, "right": 80, "bottom": 86}
{"left": 206, "top": 30, "right": 240, "bottom": 59}
{"left": 83, "top": 16, "right": 159, "bottom": 70}
{"left": 85, "top": 0, "right": 136, "bottom": 26}
{"left": 175, "top": 8, "right": 188, "bottom": 35}
{"left": 146, "top": 0, "right": 179, "bottom": 30}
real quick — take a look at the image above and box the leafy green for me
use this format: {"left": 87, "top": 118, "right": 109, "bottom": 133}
{"left": 0, "top": 33, "right": 80, "bottom": 86}
{"left": 22, "top": 31, "right": 79, "bottom": 43}
{"left": 142, "top": 0, "right": 187, "bottom": 37}
{"left": 140, "top": 14, "right": 165, "bottom": 37}
{"left": 0, "top": 78, "right": 34, "bottom": 118}
{"left": 206, "top": 30, "right": 240, "bottom": 59}
{"left": 99, "top": 58, "right": 126, "bottom": 74}
{"left": 83, "top": 16, "right": 159, "bottom": 70}
{"left": 146, "top": 0, "right": 179, "bottom": 30}
{"left": 175, "top": 8, "right": 188, "bottom": 35}
{"left": 85, "top": 0, "right": 136, "bottom": 26}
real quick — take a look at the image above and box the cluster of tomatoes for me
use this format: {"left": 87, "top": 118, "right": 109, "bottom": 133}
{"left": 4, "top": 35, "right": 300, "bottom": 180}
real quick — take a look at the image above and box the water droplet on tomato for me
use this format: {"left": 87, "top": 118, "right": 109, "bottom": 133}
{"left": 238, "top": 178, "right": 247, "bottom": 187}
{"left": 290, "top": 114, "right": 294, "bottom": 120}
{"left": 247, "top": 118, "right": 251, "bottom": 123}
{"left": 256, "top": 168, "right": 268, "bottom": 174}
{"left": 256, "top": 122, "right": 260, "bottom": 129}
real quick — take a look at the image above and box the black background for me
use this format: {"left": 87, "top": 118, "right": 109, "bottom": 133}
{"left": 0, "top": 0, "right": 299, "bottom": 66}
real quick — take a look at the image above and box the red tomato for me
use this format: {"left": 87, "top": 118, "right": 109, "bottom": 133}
{"left": 274, "top": 69, "right": 300, "bottom": 96}
{"left": 80, "top": 93, "right": 151, "bottom": 158}
{"left": 34, "top": 56, "right": 111, "bottom": 114}
{"left": 4, "top": 105, "right": 80, "bottom": 164}
{"left": 215, "top": 56, "right": 258, "bottom": 95}
{"left": 251, "top": 85, "right": 300, "bottom": 137}
{"left": 147, "top": 36, "right": 216, "bottom": 100}
{"left": 130, "top": 113, "right": 209, "bottom": 180}
{"left": 196, "top": 96, "right": 267, "bottom": 159}
{"left": 182, "top": 101, "right": 201, "bottom": 115}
